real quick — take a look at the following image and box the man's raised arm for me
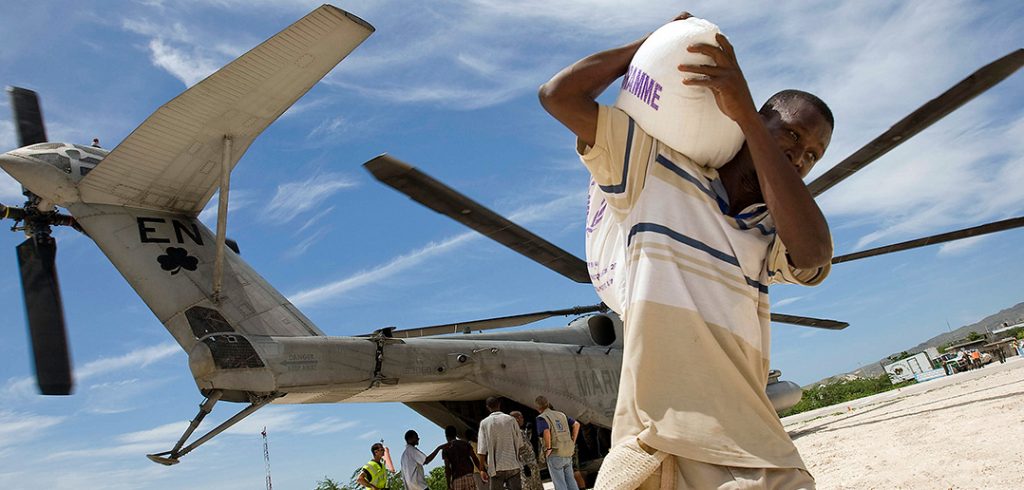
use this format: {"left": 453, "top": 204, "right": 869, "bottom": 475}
{"left": 682, "top": 35, "right": 833, "bottom": 268}
{"left": 538, "top": 13, "right": 692, "bottom": 148}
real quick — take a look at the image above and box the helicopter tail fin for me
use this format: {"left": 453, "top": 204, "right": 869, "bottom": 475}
{"left": 68, "top": 203, "right": 323, "bottom": 352}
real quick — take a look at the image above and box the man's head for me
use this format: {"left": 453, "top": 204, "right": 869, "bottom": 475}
{"left": 535, "top": 395, "right": 551, "bottom": 412}
{"left": 445, "top": 425, "right": 458, "bottom": 441}
{"left": 509, "top": 410, "right": 525, "bottom": 428}
{"left": 405, "top": 430, "right": 419, "bottom": 446}
{"left": 757, "top": 89, "right": 834, "bottom": 179}
{"left": 485, "top": 396, "right": 502, "bottom": 412}
{"left": 371, "top": 442, "right": 385, "bottom": 460}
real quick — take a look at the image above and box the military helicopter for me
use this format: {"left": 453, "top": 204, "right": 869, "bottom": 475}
{"left": 1, "top": 3, "right": 1021, "bottom": 479}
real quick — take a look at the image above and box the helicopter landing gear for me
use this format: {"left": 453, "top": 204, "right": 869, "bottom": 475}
{"left": 146, "top": 390, "right": 280, "bottom": 465}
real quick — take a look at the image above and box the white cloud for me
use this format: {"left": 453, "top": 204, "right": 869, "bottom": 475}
{"left": 289, "top": 230, "right": 477, "bottom": 308}
{"left": 281, "top": 97, "right": 331, "bottom": 119}
{"left": 295, "top": 205, "right": 336, "bottom": 235}
{"left": 308, "top": 116, "right": 352, "bottom": 139}
{"left": 783, "top": 3, "right": 1024, "bottom": 252}
{"left": 774, "top": 297, "right": 804, "bottom": 308}
{"left": 819, "top": 114, "right": 1024, "bottom": 251}
{"left": 0, "top": 174, "right": 28, "bottom": 204}
{"left": 0, "top": 122, "right": 25, "bottom": 202}
{"left": 122, "top": 17, "right": 244, "bottom": 87}
{"left": 327, "top": 80, "right": 532, "bottom": 111}
{"left": 0, "top": 119, "right": 15, "bottom": 151}
{"left": 76, "top": 343, "right": 182, "bottom": 382}
{"left": 83, "top": 377, "right": 177, "bottom": 415}
{"left": 356, "top": 429, "right": 380, "bottom": 441}
{"left": 0, "top": 410, "right": 65, "bottom": 449}
{"left": 506, "top": 191, "right": 582, "bottom": 224}
{"left": 291, "top": 416, "right": 360, "bottom": 435}
{"left": 265, "top": 174, "right": 356, "bottom": 222}
{"left": 2, "top": 377, "right": 36, "bottom": 399}
{"left": 288, "top": 191, "right": 582, "bottom": 308}
{"left": 147, "top": 38, "right": 223, "bottom": 87}
{"left": 198, "top": 189, "right": 255, "bottom": 227}
{"left": 14, "top": 463, "right": 175, "bottom": 490}
{"left": 937, "top": 235, "right": 988, "bottom": 256}
{"left": 117, "top": 421, "right": 191, "bottom": 446}
{"left": 284, "top": 226, "right": 330, "bottom": 259}
{"left": 2, "top": 344, "right": 180, "bottom": 400}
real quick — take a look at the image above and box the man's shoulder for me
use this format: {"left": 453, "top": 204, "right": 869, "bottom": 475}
{"left": 445, "top": 440, "right": 471, "bottom": 453}
{"left": 540, "top": 408, "right": 566, "bottom": 420}
{"left": 495, "top": 412, "right": 519, "bottom": 426}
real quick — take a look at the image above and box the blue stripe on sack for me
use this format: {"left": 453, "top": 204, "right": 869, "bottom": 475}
{"left": 598, "top": 117, "right": 636, "bottom": 194}
{"left": 627, "top": 222, "right": 769, "bottom": 293}
{"left": 654, "top": 154, "right": 729, "bottom": 213}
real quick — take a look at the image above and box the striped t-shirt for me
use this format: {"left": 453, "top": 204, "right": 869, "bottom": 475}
{"left": 579, "top": 105, "right": 828, "bottom": 470}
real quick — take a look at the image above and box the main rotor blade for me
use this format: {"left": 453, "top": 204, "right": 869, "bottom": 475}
{"left": 7, "top": 86, "right": 48, "bottom": 147}
{"left": 832, "top": 215, "right": 1024, "bottom": 265}
{"left": 770, "top": 313, "right": 848, "bottom": 330}
{"left": 16, "top": 236, "right": 73, "bottom": 395}
{"left": 364, "top": 154, "right": 591, "bottom": 283}
{"left": 808, "top": 49, "right": 1024, "bottom": 197}
{"left": 386, "top": 304, "right": 607, "bottom": 338}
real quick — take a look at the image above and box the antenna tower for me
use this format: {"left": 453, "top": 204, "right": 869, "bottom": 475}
{"left": 262, "top": 427, "right": 272, "bottom": 490}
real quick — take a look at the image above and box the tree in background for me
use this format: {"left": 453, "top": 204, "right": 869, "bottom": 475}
{"left": 780, "top": 374, "right": 915, "bottom": 417}
{"left": 426, "top": 466, "right": 448, "bottom": 490}
{"left": 314, "top": 476, "right": 343, "bottom": 490}
{"left": 314, "top": 469, "right": 406, "bottom": 490}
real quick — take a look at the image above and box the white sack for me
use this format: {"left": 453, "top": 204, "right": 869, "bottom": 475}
{"left": 592, "top": 18, "right": 745, "bottom": 314}
{"left": 585, "top": 180, "right": 626, "bottom": 314}
{"left": 613, "top": 17, "right": 744, "bottom": 168}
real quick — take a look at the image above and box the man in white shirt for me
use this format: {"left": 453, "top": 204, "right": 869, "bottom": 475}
{"left": 477, "top": 397, "right": 524, "bottom": 490}
{"left": 401, "top": 430, "right": 443, "bottom": 490}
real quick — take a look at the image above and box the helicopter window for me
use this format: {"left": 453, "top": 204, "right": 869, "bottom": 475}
{"left": 81, "top": 156, "right": 101, "bottom": 166}
{"left": 73, "top": 144, "right": 108, "bottom": 157}
{"left": 30, "top": 152, "right": 72, "bottom": 173}
{"left": 202, "top": 335, "right": 264, "bottom": 369}
{"left": 26, "top": 143, "right": 62, "bottom": 150}
{"left": 185, "top": 306, "right": 236, "bottom": 338}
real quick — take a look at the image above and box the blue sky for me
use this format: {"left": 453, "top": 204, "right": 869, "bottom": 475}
{"left": 0, "top": 0, "right": 1021, "bottom": 488}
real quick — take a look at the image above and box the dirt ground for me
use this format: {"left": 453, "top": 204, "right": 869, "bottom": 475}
{"left": 782, "top": 356, "right": 1024, "bottom": 489}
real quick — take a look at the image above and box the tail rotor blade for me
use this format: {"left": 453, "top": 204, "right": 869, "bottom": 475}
{"left": 16, "top": 236, "right": 73, "bottom": 395}
{"left": 808, "top": 49, "right": 1024, "bottom": 197}
{"left": 832, "top": 216, "right": 1024, "bottom": 265}
{"left": 364, "top": 154, "right": 591, "bottom": 283}
{"left": 7, "top": 87, "right": 48, "bottom": 147}
{"left": 380, "top": 304, "right": 607, "bottom": 338}
{"left": 770, "top": 313, "right": 849, "bottom": 330}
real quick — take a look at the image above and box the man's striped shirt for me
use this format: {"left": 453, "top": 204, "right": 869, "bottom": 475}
{"left": 579, "top": 105, "right": 828, "bottom": 469}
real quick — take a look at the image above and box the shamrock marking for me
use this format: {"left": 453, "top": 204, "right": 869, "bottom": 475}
{"left": 158, "top": 247, "right": 199, "bottom": 275}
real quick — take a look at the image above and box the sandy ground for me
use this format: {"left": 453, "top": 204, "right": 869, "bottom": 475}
{"left": 782, "top": 355, "right": 1024, "bottom": 489}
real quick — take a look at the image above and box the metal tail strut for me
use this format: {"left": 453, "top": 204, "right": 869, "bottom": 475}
{"left": 146, "top": 390, "right": 280, "bottom": 465}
